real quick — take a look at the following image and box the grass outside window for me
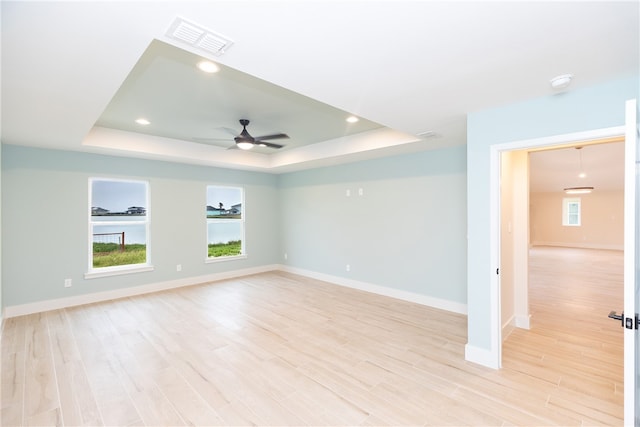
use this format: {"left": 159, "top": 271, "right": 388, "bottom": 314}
{"left": 208, "top": 240, "right": 242, "bottom": 257}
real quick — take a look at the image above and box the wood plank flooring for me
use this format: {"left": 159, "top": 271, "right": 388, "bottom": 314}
{"left": 1, "top": 247, "right": 623, "bottom": 426}
{"left": 503, "top": 246, "right": 624, "bottom": 426}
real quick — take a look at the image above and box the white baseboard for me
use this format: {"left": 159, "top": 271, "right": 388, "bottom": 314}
{"left": 4, "top": 264, "right": 279, "bottom": 318}
{"left": 502, "top": 314, "right": 515, "bottom": 341}
{"left": 4, "top": 264, "right": 468, "bottom": 319}
{"left": 465, "top": 343, "right": 500, "bottom": 369}
{"left": 502, "top": 314, "right": 531, "bottom": 341}
{"left": 279, "top": 265, "right": 467, "bottom": 315}
{"left": 502, "top": 314, "right": 515, "bottom": 330}
{"left": 514, "top": 314, "right": 531, "bottom": 329}
{"left": 531, "top": 241, "right": 623, "bottom": 251}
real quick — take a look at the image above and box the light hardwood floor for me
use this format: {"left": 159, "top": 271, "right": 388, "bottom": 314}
{"left": 1, "top": 247, "right": 624, "bottom": 426}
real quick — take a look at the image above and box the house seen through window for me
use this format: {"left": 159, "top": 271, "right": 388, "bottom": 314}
{"left": 207, "top": 185, "right": 244, "bottom": 259}
{"left": 89, "top": 178, "right": 150, "bottom": 271}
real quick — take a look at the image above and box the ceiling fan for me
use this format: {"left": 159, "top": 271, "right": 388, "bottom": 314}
{"left": 231, "top": 119, "right": 288, "bottom": 150}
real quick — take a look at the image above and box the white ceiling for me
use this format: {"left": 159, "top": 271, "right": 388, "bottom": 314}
{"left": 529, "top": 141, "right": 625, "bottom": 193}
{"left": 94, "top": 39, "right": 387, "bottom": 154}
{"left": 1, "top": 1, "right": 638, "bottom": 179}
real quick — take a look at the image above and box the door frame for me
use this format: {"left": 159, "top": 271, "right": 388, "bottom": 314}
{"left": 489, "top": 125, "right": 626, "bottom": 368}
{"left": 622, "top": 98, "right": 638, "bottom": 426}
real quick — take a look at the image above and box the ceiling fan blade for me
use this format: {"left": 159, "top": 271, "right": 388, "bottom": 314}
{"left": 200, "top": 120, "right": 288, "bottom": 150}
{"left": 256, "top": 141, "right": 284, "bottom": 149}
{"left": 192, "top": 137, "right": 234, "bottom": 149}
{"left": 253, "top": 133, "right": 289, "bottom": 141}
{"left": 217, "top": 127, "right": 239, "bottom": 137}
{"left": 192, "top": 137, "right": 229, "bottom": 143}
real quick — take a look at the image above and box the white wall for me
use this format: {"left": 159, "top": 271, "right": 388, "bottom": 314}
{"left": 530, "top": 190, "right": 624, "bottom": 250}
{"left": 500, "top": 151, "right": 515, "bottom": 333}
{"left": 500, "top": 150, "right": 530, "bottom": 338}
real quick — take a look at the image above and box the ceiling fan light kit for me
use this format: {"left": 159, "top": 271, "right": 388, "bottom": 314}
{"left": 236, "top": 141, "right": 254, "bottom": 150}
{"left": 231, "top": 119, "right": 289, "bottom": 150}
{"left": 564, "top": 186, "right": 594, "bottom": 194}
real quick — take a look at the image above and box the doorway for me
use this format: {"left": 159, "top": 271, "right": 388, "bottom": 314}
{"left": 499, "top": 138, "right": 625, "bottom": 339}
{"left": 497, "top": 136, "right": 626, "bottom": 423}
{"left": 488, "top": 126, "right": 626, "bottom": 363}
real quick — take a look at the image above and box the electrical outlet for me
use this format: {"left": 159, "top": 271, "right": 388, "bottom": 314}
{"left": 176, "top": 264, "right": 182, "bottom": 272}
{"left": 284, "top": 253, "right": 288, "bottom": 260}
{"left": 346, "top": 189, "right": 351, "bottom": 197}
{"left": 358, "top": 188, "right": 363, "bottom": 196}
{"left": 64, "top": 279, "right": 72, "bottom": 288}
{"left": 346, "top": 264, "right": 351, "bottom": 272}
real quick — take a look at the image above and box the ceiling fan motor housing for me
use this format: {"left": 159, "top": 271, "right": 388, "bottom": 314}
{"left": 234, "top": 119, "right": 287, "bottom": 149}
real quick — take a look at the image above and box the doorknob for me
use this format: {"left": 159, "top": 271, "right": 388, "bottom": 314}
{"left": 608, "top": 311, "right": 624, "bottom": 327}
{"left": 609, "top": 311, "right": 639, "bottom": 329}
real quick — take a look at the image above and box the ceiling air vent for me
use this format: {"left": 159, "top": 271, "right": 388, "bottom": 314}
{"left": 166, "top": 17, "right": 234, "bottom": 56}
{"left": 417, "top": 130, "right": 441, "bottom": 139}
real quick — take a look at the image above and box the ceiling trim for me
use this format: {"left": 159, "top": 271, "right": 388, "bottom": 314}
{"left": 82, "top": 126, "right": 424, "bottom": 173}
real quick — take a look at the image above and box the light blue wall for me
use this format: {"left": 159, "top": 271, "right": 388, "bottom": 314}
{"left": 278, "top": 145, "right": 467, "bottom": 304}
{"left": 1, "top": 145, "right": 280, "bottom": 306}
{"left": 0, "top": 144, "right": 3, "bottom": 320}
{"left": 2, "top": 144, "right": 468, "bottom": 311}
{"left": 467, "top": 75, "right": 639, "bottom": 351}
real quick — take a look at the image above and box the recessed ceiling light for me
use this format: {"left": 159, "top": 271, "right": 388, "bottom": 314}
{"left": 135, "top": 118, "right": 150, "bottom": 125}
{"left": 197, "top": 60, "right": 220, "bottom": 73}
{"left": 346, "top": 116, "right": 359, "bottom": 123}
{"left": 550, "top": 74, "right": 573, "bottom": 90}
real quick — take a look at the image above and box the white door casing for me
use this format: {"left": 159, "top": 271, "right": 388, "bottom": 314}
{"left": 622, "top": 98, "right": 638, "bottom": 427}
{"left": 489, "top": 125, "right": 627, "bottom": 369}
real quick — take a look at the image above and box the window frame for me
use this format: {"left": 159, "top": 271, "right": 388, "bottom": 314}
{"left": 205, "top": 184, "right": 246, "bottom": 263}
{"left": 85, "top": 177, "right": 153, "bottom": 278}
{"left": 562, "top": 197, "right": 581, "bottom": 227}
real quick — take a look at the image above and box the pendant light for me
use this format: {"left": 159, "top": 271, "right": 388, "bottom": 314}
{"left": 564, "top": 146, "right": 594, "bottom": 194}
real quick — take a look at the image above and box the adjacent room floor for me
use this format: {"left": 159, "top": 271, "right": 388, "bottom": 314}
{"left": 1, "top": 247, "right": 623, "bottom": 426}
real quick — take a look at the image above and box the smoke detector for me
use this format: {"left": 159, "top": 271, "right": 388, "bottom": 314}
{"left": 550, "top": 74, "right": 573, "bottom": 90}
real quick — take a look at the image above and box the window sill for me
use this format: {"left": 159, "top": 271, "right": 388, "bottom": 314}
{"left": 85, "top": 264, "right": 154, "bottom": 279}
{"left": 205, "top": 254, "right": 247, "bottom": 264}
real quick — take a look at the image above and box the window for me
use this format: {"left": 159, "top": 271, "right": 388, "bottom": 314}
{"left": 87, "top": 178, "right": 151, "bottom": 276}
{"left": 562, "top": 197, "right": 581, "bottom": 226}
{"left": 207, "top": 185, "right": 245, "bottom": 260}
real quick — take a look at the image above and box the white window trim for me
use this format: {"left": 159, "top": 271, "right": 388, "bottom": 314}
{"left": 205, "top": 254, "right": 248, "bottom": 264}
{"left": 562, "top": 197, "right": 581, "bottom": 227}
{"left": 87, "top": 177, "right": 153, "bottom": 278}
{"left": 85, "top": 265, "right": 154, "bottom": 279}
{"left": 206, "top": 185, "right": 246, "bottom": 261}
